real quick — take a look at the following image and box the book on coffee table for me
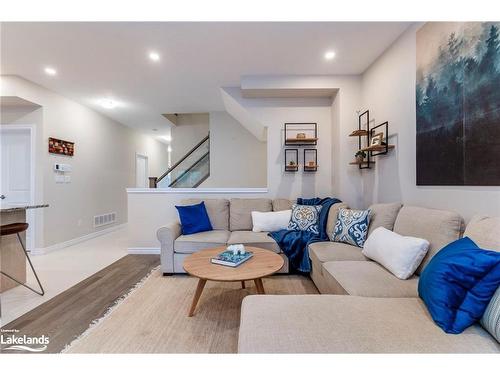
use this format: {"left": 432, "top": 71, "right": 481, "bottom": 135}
{"left": 211, "top": 250, "right": 253, "bottom": 267}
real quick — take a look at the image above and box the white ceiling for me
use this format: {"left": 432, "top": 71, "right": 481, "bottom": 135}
{"left": 1, "top": 22, "right": 411, "bottom": 133}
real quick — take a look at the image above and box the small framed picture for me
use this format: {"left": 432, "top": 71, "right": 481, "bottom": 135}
{"left": 370, "top": 133, "right": 383, "bottom": 147}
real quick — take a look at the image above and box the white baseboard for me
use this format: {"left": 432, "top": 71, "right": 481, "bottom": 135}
{"left": 127, "top": 247, "right": 160, "bottom": 255}
{"left": 31, "top": 223, "right": 127, "bottom": 255}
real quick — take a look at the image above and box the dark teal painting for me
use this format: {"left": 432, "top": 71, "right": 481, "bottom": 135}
{"left": 416, "top": 22, "right": 500, "bottom": 185}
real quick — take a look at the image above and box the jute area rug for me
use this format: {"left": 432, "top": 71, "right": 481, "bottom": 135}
{"left": 64, "top": 269, "right": 318, "bottom": 353}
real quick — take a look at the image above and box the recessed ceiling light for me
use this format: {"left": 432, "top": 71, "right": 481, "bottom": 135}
{"left": 152, "top": 128, "right": 158, "bottom": 132}
{"left": 324, "top": 51, "right": 336, "bottom": 60}
{"left": 100, "top": 99, "right": 118, "bottom": 109}
{"left": 44, "top": 67, "right": 57, "bottom": 76}
{"left": 149, "top": 51, "right": 160, "bottom": 61}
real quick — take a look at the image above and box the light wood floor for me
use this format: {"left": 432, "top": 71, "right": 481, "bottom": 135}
{"left": 65, "top": 270, "right": 318, "bottom": 353}
{"left": 1, "top": 255, "right": 160, "bottom": 354}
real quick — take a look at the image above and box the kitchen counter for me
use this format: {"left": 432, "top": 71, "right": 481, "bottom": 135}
{"left": 0, "top": 204, "right": 48, "bottom": 292}
{"left": 0, "top": 204, "right": 49, "bottom": 213}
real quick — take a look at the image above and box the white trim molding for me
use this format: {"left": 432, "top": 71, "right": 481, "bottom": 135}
{"left": 126, "top": 187, "right": 268, "bottom": 194}
{"left": 128, "top": 247, "right": 160, "bottom": 255}
{"left": 32, "top": 223, "right": 127, "bottom": 255}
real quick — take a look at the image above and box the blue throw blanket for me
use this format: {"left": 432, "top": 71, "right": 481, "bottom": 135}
{"left": 268, "top": 197, "right": 341, "bottom": 273}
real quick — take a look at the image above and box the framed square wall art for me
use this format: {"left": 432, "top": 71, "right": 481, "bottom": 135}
{"left": 416, "top": 22, "right": 500, "bottom": 185}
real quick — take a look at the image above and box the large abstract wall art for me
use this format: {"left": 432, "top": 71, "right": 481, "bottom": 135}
{"left": 416, "top": 22, "right": 500, "bottom": 185}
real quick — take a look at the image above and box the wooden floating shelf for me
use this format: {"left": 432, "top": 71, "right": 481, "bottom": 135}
{"left": 285, "top": 166, "right": 299, "bottom": 172}
{"left": 360, "top": 144, "right": 395, "bottom": 152}
{"left": 349, "top": 129, "right": 369, "bottom": 137}
{"left": 285, "top": 138, "right": 318, "bottom": 143}
{"left": 349, "top": 160, "right": 375, "bottom": 165}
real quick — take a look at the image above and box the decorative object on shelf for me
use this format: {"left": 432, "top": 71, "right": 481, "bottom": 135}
{"left": 367, "top": 121, "right": 394, "bottom": 156}
{"left": 355, "top": 150, "right": 366, "bottom": 164}
{"left": 370, "top": 133, "right": 383, "bottom": 147}
{"left": 416, "top": 22, "right": 500, "bottom": 186}
{"left": 303, "top": 149, "right": 318, "bottom": 172}
{"left": 284, "top": 149, "right": 299, "bottom": 172}
{"left": 284, "top": 123, "right": 318, "bottom": 145}
{"left": 350, "top": 110, "right": 373, "bottom": 169}
{"left": 48, "top": 137, "right": 74, "bottom": 156}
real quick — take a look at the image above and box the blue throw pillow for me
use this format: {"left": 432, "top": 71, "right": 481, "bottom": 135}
{"left": 175, "top": 201, "right": 213, "bottom": 235}
{"left": 332, "top": 208, "right": 371, "bottom": 247}
{"left": 418, "top": 237, "right": 500, "bottom": 334}
{"left": 287, "top": 204, "right": 322, "bottom": 234}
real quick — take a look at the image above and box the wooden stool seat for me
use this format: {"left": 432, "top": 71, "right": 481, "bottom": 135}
{"left": 0, "top": 221, "right": 44, "bottom": 296}
{"left": 0, "top": 222, "right": 29, "bottom": 236}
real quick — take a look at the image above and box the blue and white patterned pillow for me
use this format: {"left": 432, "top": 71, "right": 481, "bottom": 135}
{"left": 481, "top": 286, "right": 500, "bottom": 342}
{"left": 332, "top": 208, "right": 371, "bottom": 247}
{"left": 287, "top": 204, "right": 322, "bottom": 234}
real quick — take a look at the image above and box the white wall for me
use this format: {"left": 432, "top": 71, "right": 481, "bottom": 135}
{"left": 201, "top": 111, "right": 267, "bottom": 188}
{"left": 1, "top": 75, "right": 169, "bottom": 248}
{"left": 169, "top": 113, "right": 209, "bottom": 164}
{"left": 361, "top": 24, "right": 500, "bottom": 220}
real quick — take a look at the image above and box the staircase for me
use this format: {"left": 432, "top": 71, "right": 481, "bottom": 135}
{"left": 156, "top": 134, "right": 210, "bottom": 188}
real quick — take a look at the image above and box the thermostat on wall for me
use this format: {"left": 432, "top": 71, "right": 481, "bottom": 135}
{"left": 54, "top": 163, "right": 72, "bottom": 172}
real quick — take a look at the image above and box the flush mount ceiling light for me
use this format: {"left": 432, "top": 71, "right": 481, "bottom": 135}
{"left": 324, "top": 51, "right": 336, "bottom": 60}
{"left": 100, "top": 99, "right": 118, "bottom": 109}
{"left": 44, "top": 67, "right": 57, "bottom": 76}
{"left": 149, "top": 51, "right": 160, "bottom": 61}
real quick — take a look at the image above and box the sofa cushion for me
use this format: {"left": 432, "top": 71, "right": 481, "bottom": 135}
{"left": 181, "top": 199, "right": 229, "bottom": 230}
{"left": 367, "top": 202, "right": 402, "bottom": 236}
{"left": 393, "top": 206, "right": 464, "bottom": 275}
{"left": 332, "top": 208, "right": 371, "bottom": 247}
{"left": 174, "top": 230, "right": 230, "bottom": 254}
{"left": 418, "top": 237, "right": 500, "bottom": 334}
{"left": 288, "top": 204, "right": 322, "bottom": 234}
{"left": 326, "top": 203, "right": 349, "bottom": 241}
{"left": 228, "top": 231, "right": 280, "bottom": 253}
{"left": 230, "top": 198, "right": 272, "bottom": 231}
{"left": 238, "top": 295, "right": 500, "bottom": 353}
{"left": 481, "top": 287, "right": 500, "bottom": 342}
{"left": 464, "top": 215, "right": 500, "bottom": 251}
{"left": 322, "top": 261, "right": 419, "bottom": 297}
{"left": 308, "top": 241, "right": 367, "bottom": 265}
{"left": 272, "top": 198, "right": 294, "bottom": 212}
{"left": 362, "top": 227, "right": 430, "bottom": 280}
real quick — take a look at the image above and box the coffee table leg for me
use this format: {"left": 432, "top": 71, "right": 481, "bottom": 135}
{"left": 254, "top": 278, "right": 265, "bottom": 294}
{"left": 241, "top": 281, "right": 246, "bottom": 289}
{"left": 188, "top": 278, "right": 207, "bottom": 317}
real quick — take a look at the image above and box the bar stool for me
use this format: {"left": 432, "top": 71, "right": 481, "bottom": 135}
{"left": 0, "top": 222, "right": 45, "bottom": 296}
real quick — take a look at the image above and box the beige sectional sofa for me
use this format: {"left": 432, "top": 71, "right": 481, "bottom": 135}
{"left": 238, "top": 206, "right": 500, "bottom": 353}
{"left": 158, "top": 198, "right": 345, "bottom": 274}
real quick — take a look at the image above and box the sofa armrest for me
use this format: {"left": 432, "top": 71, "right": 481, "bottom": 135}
{"left": 157, "top": 221, "right": 182, "bottom": 273}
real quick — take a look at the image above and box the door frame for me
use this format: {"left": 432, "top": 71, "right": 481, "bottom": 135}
{"left": 135, "top": 152, "right": 149, "bottom": 188}
{"left": 0, "top": 124, "right": 37, "bottom": 251}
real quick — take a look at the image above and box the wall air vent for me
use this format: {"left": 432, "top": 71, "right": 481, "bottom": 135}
{"left": 94, "top": 212, "right": 116, "bottom": 228}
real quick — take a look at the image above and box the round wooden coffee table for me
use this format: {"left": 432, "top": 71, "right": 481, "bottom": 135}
{"left": 183, "top": 246, "right": 284, "bottom": 317}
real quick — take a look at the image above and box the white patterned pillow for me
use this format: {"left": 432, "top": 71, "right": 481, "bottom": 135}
{"left": 287, "top": 204, "right": 322, "bottom": 234}
{"left": 332, "top": 208, "right": 371, "bottom": 247}
{"left": 481, "top": 287, "right": 500, "bottom": 342}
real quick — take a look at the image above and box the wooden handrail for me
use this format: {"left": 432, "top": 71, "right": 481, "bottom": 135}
{"left": 157, "top": 133, "right": 209, "bottom": 183}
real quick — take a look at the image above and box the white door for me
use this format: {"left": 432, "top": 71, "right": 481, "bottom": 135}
{"left": 0, "top": 128, "right": 31, "bottom": 205}
{"left": 135, "top": 154, "right": 148, "bottom": 188}
{"left": 0, "top": 127, "right": 34, "bottom": 250}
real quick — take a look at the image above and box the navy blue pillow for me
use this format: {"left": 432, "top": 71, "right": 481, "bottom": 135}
{"left": 418, "top": 237, "right": 500, "bottom": 334}
{"left": 175, "top": 201, "right": 213, "bottom": 235}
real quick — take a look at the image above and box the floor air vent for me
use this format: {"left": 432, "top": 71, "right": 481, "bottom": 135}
{"left": 94, "top": 212, "right": 116, "bottom": 228}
